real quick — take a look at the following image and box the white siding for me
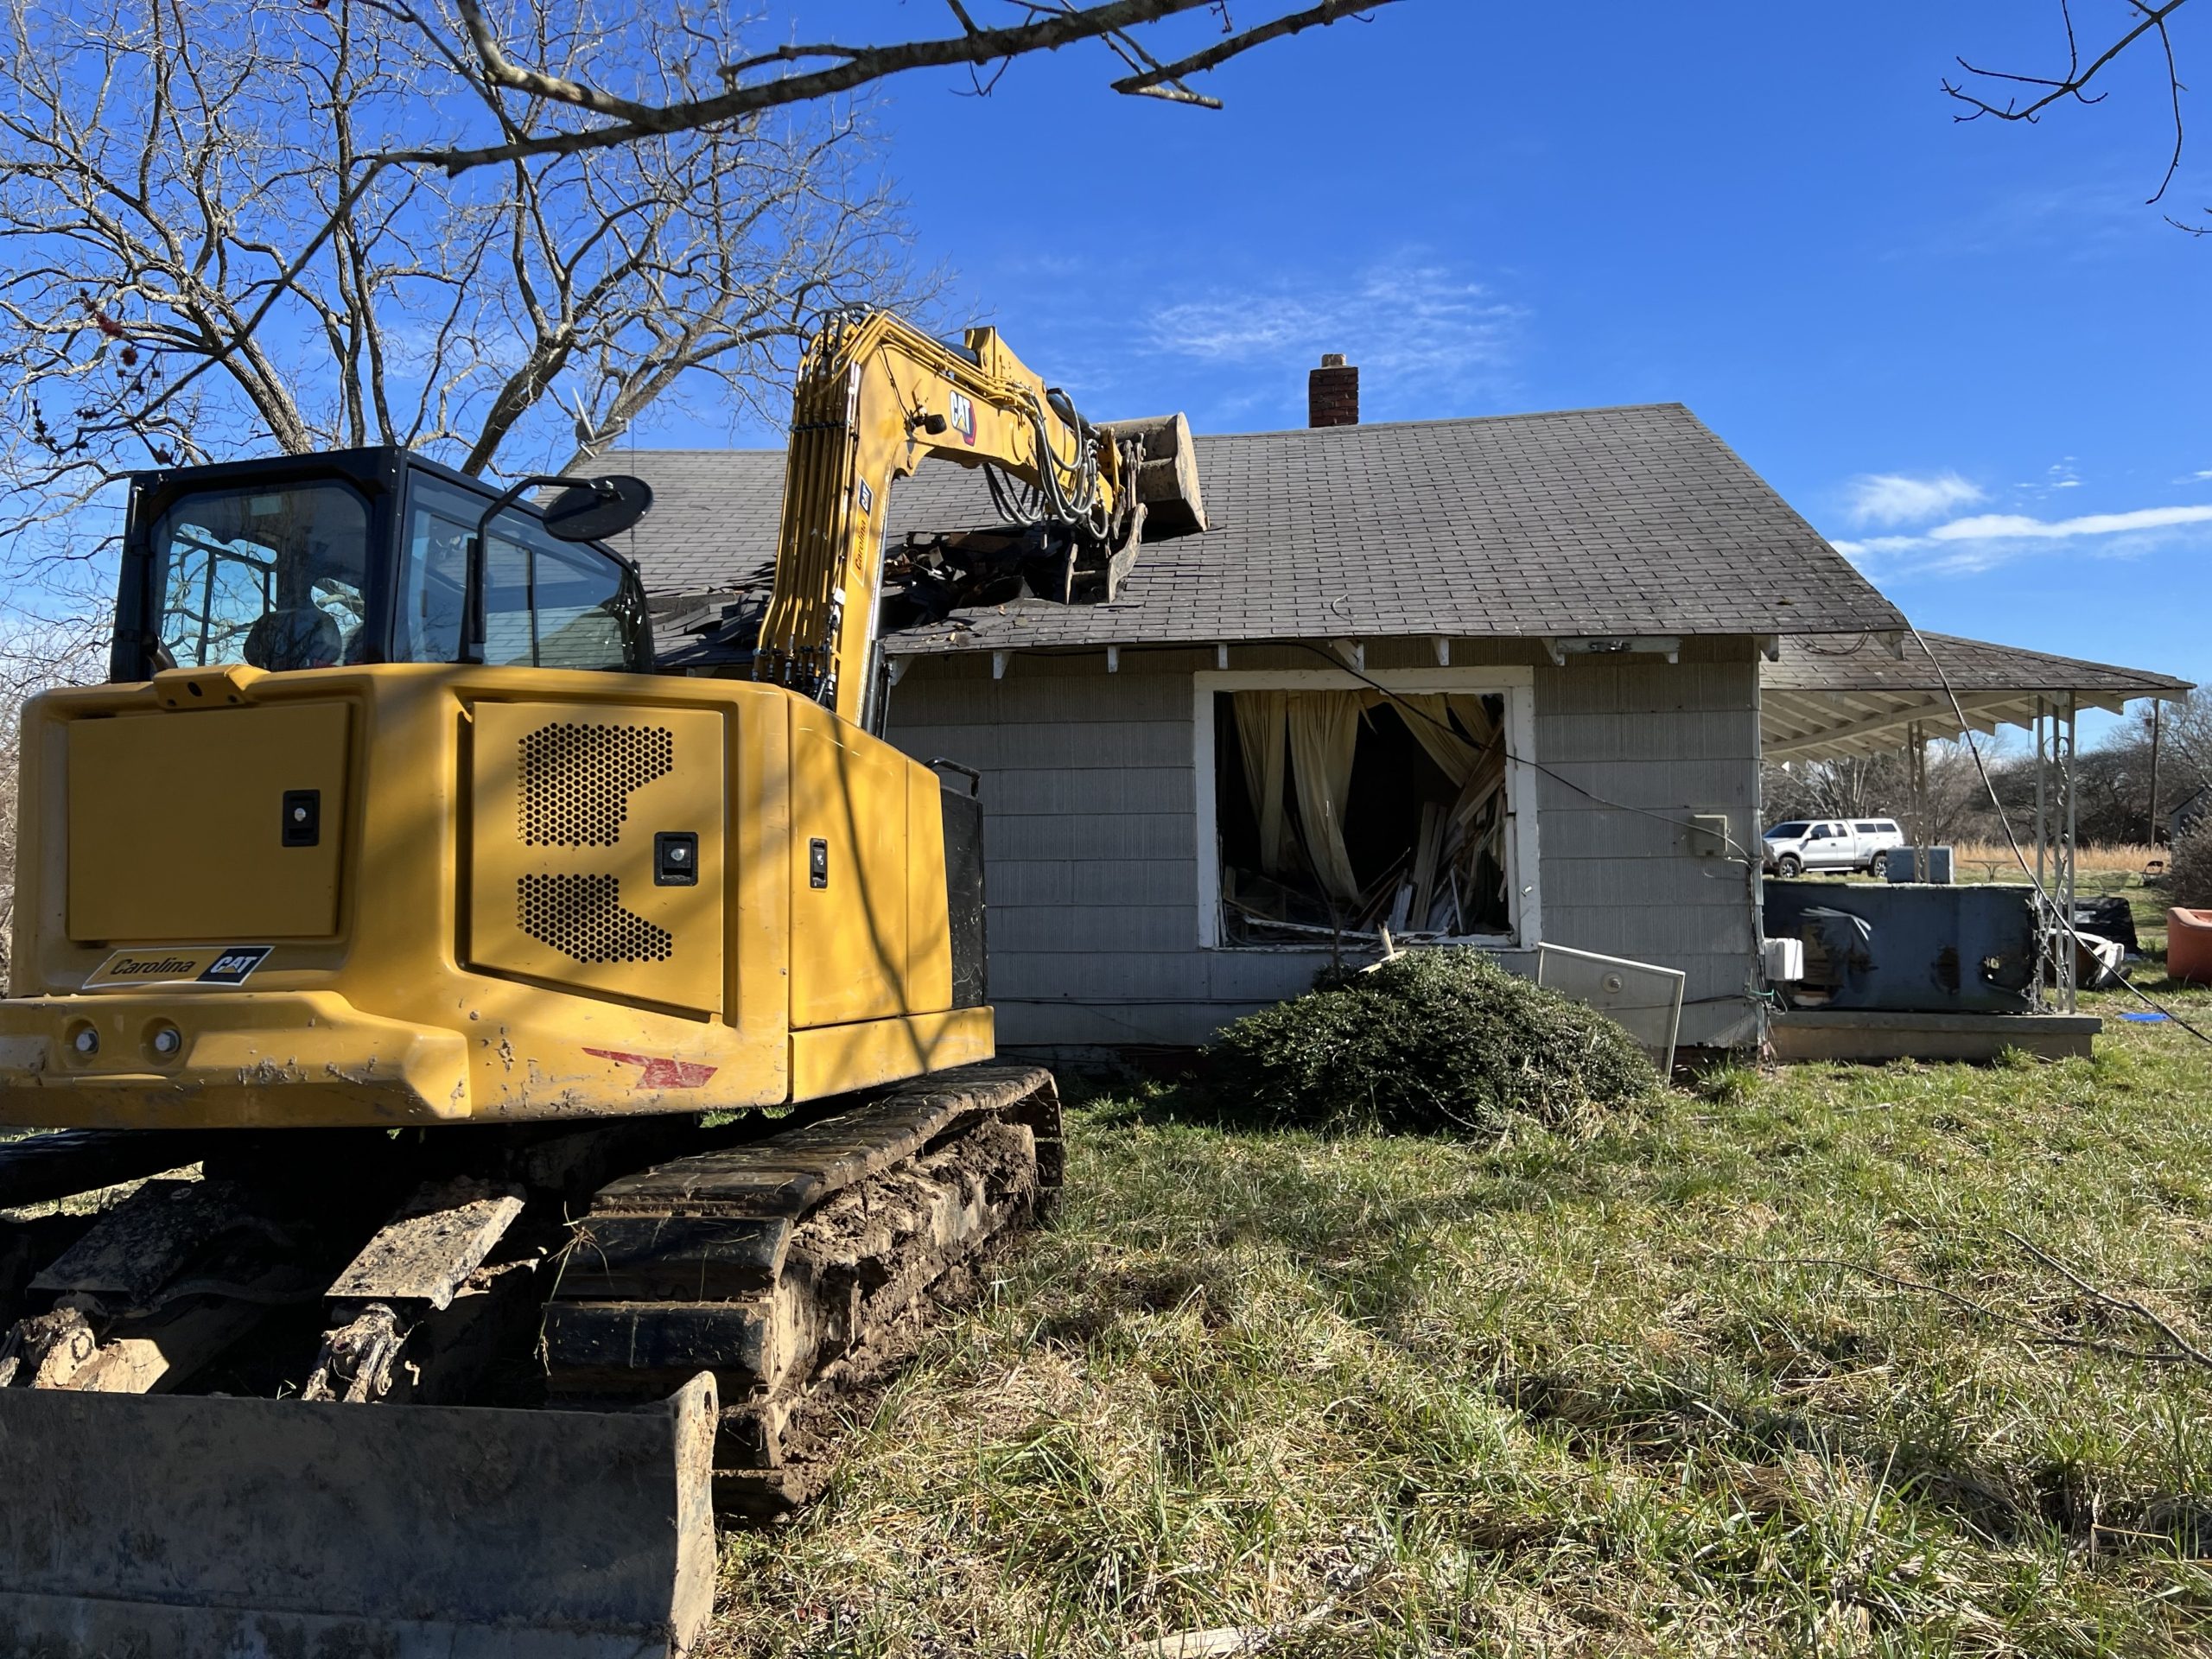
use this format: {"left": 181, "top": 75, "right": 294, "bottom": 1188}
{"left": 887, "top": 637, "right": 1762, "bottom": 1051}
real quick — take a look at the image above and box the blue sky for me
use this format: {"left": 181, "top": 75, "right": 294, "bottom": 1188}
{"left": 648, "top": 2, "right": 2212, "bottom": 734}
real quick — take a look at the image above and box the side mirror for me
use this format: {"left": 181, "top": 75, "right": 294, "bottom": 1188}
{"left": 542, "top": 475, "right": 654, "bottom": 542}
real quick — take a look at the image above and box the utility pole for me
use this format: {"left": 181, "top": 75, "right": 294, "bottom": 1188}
{"left": 2149, "top": 700, "right": 2163, "bottom": 847}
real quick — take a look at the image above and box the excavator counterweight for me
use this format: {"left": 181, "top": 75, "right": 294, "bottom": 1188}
{"left": 0, "top": 309, "right": 1189, "bottom": 1656}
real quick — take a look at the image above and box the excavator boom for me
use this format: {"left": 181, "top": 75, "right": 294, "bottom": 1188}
{"left": 753, "top": 310, "right": 1201, "bottom": 723}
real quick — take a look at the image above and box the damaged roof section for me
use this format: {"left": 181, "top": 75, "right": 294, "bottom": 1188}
{"left": 607, "top": 403, "right": 1908, "bottom": 663}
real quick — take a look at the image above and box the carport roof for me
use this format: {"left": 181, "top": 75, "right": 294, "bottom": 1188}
{"left": 1762, "top": 632, "right": 2194, "bottom": 761}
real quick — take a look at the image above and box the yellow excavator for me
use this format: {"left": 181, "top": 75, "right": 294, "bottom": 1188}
{"left": 0, "top": 308, "right": 1202, "bottom": 1656}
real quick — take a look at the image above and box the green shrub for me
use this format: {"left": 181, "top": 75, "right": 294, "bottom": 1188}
{"left": 1203, "top": 948, "right": 1657, "bottom": 1135}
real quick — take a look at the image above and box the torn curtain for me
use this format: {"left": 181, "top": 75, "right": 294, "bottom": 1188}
{"left": 1286, "top": 690, "right": 1363, "bottom": 903}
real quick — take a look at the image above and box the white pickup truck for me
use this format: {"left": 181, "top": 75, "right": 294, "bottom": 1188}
{"left": 1762, "top": 817, "right": 1904, "bottom": 877}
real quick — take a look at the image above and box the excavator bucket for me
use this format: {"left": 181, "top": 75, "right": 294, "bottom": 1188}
{"left": 0, "top": 1375, "right": 717, "bottom": 1658}
{"left": 1101, "top": 411, "right": 1207, "bottom": 537}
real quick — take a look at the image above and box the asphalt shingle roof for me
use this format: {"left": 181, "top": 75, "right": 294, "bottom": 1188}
{"left": 607, "top": 404, "right": 1907, "bottom": 653}
{"left": 1766, "top": 631, "right": 2193, "bottom": 697}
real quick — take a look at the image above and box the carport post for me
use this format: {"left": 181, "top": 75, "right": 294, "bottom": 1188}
{"left": 1908, "top": 723, "right": 1929, "bottom": 884}
{"left": 2061, "top": 691, "right": 2078, "bottom": 1014}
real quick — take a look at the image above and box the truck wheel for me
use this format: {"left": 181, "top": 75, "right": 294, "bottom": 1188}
{"left": 1777, "top": 854, "right": 1802, "bottom": 878}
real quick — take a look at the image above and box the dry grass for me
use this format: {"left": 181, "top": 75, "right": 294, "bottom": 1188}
{"left": 1949, "top": 840, "right": 2163, "bottom": 879}
{"left": 703, "top": 972, "right": 2212, "bottom": 1656}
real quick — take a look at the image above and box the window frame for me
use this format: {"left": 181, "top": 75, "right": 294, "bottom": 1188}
{"left": 1192, "top": 665, "right": 1541, "bottom": 951}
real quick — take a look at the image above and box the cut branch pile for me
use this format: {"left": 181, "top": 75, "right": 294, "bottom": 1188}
{"left": 1204, "top": 949, "right": 1657, "bottom": 1136}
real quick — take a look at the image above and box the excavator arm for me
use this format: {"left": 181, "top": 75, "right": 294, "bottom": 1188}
{"left": 753, "top": 308, "right": 1198, "bottom": 725}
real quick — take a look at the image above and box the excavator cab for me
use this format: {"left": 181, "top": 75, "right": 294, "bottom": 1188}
{"left": 111, "top": 448, "right": 653, "bottom": 683}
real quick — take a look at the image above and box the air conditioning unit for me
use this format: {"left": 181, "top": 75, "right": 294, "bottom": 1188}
{"left": 1535, "top": 944, "right": 1686, "bottom": 1076}
{"left": 1762, "top": 937, "right": 1806, "bottom": 983}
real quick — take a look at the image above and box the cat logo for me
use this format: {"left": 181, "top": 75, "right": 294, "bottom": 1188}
{"left": 198, "top": 947, "right": 273, "bottom": 984}
{"left": 85, "top": 945, "right": 272, "bottom": 989}
{"left": 946, "top": 390, "right": 976, "bottom": 446}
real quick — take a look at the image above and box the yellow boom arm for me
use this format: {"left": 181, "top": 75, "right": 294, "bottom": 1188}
{"left": 753, "top": 310, "right": 1137, "bottom": 726}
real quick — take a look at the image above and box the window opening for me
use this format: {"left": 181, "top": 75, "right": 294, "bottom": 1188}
{"left": 1214, "top": 689, "right": 1511, "bottom": 946}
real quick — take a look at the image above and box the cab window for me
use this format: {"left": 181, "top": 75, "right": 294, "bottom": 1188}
{"left": 149, "top": 483, "right": 371, "bottom": 671}
{"left": 398, "top": 475, "right": 646, "bottom": 671}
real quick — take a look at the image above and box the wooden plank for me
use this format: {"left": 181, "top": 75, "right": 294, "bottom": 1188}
{"left": 1409, "top": 801, "right": 1443, "bottom": 927}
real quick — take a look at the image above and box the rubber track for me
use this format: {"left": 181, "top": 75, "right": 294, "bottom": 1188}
{"left": 541, "top": 1061, "right": 1061, "bottom": 1516}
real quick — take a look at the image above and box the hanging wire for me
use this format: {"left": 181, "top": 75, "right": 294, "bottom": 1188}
{"left": 1287, "top": 641, "right": 1759, "bottom": 865}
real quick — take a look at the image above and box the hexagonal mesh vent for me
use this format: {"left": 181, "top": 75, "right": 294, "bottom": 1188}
{"left": 518, "top": 723, "right": 673, "bottom": 847}
{"left": 517, "top": 874, "right": 672, "bottom": 963}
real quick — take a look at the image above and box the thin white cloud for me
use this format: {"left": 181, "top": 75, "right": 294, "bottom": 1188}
{"left": 1928, "top": 504, "right": 2212, "bottom": 541}
{"left": 1842, "top": 472, "right": 1986, "bottom": 527}
{"left": 1833, "top": 500, "right": 2212, "bottom": 577}
{"left": 1141, "top": 260, "right": 1525, "bottom": 420}
{"left": 1827, "top": 534, "right": 1924, "bottom": 560}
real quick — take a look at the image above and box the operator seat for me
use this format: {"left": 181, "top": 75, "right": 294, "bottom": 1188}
{"left": 243, "top": 607, "right": 342, "bottom": 671}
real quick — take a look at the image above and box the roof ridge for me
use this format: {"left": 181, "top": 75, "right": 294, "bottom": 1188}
{"left": 612, "top": 404, "right": 1700, "bottom": 459}
{"left": 1178, "top": 403, "right": 1695, "bottom": 440}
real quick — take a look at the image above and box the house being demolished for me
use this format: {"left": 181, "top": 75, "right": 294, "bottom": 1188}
{"left": 607, "top": 356, "right": 1929, "bottom": 1053}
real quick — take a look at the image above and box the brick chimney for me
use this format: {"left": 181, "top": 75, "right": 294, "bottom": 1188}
{"left": 1307, "top": 353, "right": 1359, "bottom": 428}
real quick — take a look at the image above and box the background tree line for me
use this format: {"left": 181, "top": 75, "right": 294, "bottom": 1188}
{"left": 1763, "top": 698, "right": 2212, "bottom": 849}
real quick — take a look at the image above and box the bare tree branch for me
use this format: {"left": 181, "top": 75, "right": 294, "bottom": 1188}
{"left": 1945, "top": 1, "right": 2198, "bottom": 212}
{"left": 0, "top": 0, "right": 921, "bottom": 574}
{"left": 1107, "top": 0, "right": 1386, "bottom": 101}
{"left": 1, "top": 0, "right": 1390, "bottom": 613}
{"left": 2005, "top": 1229, "right": 2212, "bottom": 1370}
{"left": 374, "top": 0, "right": 1406, "bottom": 174}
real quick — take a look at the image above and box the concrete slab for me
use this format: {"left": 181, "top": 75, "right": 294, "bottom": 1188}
{"left": 1770, "top": 1009, "right": 2101, "bottom": 1064}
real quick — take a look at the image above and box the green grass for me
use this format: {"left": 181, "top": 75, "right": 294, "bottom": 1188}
{"left": 708, "top": 982, "right": 2212, "bottom": 1657}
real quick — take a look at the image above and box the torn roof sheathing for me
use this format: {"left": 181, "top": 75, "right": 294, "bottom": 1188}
{"left": 599, "top": 404, "right": 1908, "bottom": 652}
{"left": 1762, "top": 632, "right": 2195, "bottom": 762}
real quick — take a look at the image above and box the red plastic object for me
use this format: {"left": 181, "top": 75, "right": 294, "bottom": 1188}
{"left": 2169, "top": 908, "right": 2212, "bottom": 986}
